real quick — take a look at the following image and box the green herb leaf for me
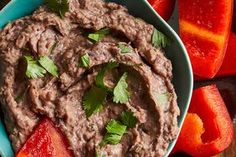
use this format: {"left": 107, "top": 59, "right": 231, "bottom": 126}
{"left": 100, "top": 120, "right": 126, "bottom": 146}
{"left": 152, "top": 28, "right": 170, "bottom": 48}
{"left": 49, "top": 42, "right": 57, "bottom": 54}
{"left": 113, "top": 72, "right": 130, "bottom": 104}
{"left": 15, "top": 87, "right": 29, "bottom": 103}
{"left": 95, "top": 151, "right": 99, "bottom": 157}
{"left": 118, "top": 43, "right": 132, "bottom": 54}
{"left": 96, "top": 62, "right": 119, "bottom": 89}
{"left": 24, "top": 56, "right": 47, "bottom": 79}
{"left": 100, "top": 134, "right": 122, "bottom": 146}
{"left": 88, "top": 28, "right": 110, "bottom": 42}
{"left": 121, "top": 110, "right": 137, "bottom": 128}
{"left": 80, "top": 54, "right": 90, "bottom": 68}
{"left": 83, "top": 86, "right": 107, "bottom": 117}
{"left": 106, "top": 120, "right": 127, "bottom": 135}
{"left": 45, "top": 0, "right": 69, "bottom": 18}
{"left": 156, "top": 92, "right": 170, "bottom": 106}
{"left": 38, "top": 56, "right": 59, "bottom": 77}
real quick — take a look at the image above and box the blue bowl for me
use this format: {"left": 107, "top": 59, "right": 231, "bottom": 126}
{"left": 0, "top": 0, "right": 193, "bottom": 156}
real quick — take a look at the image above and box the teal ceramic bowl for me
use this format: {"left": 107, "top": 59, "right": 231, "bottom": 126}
{"left": 0, "top": 0, "right": 193, "bottom": 157}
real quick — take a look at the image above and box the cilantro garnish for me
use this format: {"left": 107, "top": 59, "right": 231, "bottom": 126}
{"left": 24, "top": 55, "right": 59, "bottom": 79}
{"left": 156, "top": 92, "right": 170, "bottom": 106}
{"left": 80, "top": 54, "right": 90, "bottom": 68}
{"left": 100, "top": 110, "right": 137, "bottom": 146}
{"left": 88, "top": 28, "right": 110, "bottom": 42}
{"left": 83, "top": 86, "right": 108, "bottom": 117}
{"left": 120, "top": 110, "right": 137, "bottom": 128}
{"left": 83, "top": 63, "right": 130, "bottom": 118}
{"left": 39, "top": 56, "right": 59, "bottom": 77}
{"left": 100, "top": 120, "right": 127, "bottom": 146}
{"left": 95, "top": 151, "right": 106, "bottom": 157}
{"left": 113, "top": 72, "right": 130, "bottom": 104}
{"left": 24, "top": 56, "right": 47, "bottom": 79}
{"left": 118, "top": 43, "right": 132, "bottom": 54}
{"left": 96, "top": 62, "right": 119, "bottom": 89}
{"left": 45, "top": 0, "right": 69, "bottom": 18}
{"left": 15, "top": 87, "right": 29, "bottom": 103}
{"left": 152, "top": 28, "right": 170, "bottom": 48}
{"left": 49, "top": 42, "right": 57, "bottom": 54}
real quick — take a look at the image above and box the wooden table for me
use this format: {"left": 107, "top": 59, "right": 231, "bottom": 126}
{"left": 0, "top": 1, "right": 235, "bottom": 157}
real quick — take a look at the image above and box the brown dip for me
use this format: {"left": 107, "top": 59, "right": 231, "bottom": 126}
{"left": 0, "top": 0, "right": 179, "bottom": 156}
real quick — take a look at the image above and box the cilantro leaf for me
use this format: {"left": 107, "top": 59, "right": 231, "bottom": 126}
{"left": 80, "top": 54, "right": 90, "bottom": 68}
{"left": 152, "top": 28, "right": 170, "bottom": 48}
{"left": 118, "top": 43, "right": 132, "bottom": 54}
{"left": 113, "top": 72, "right": 130, "bottom": 104}
{"left": 100, "top": 120, "right": 126, "bottom": 146}
{"left": 95, "top": 151, "right": 106, "bottom": 157}
{"left": 49, "top": 42, "right": 57, "bottom": 54}
{"left": 95, "top": 152, "right": 99, "bottom": 157}
{"left": 106, "top": 120, "right": 127, "bottom": 135}
{"left": 156, "top": 92, "right": 170, "bottom": 106}
{"left": 100, "top": 134, "right": 122, "bottom": 146}
{"left": 83, "top": 86, "right": 107, "bottom": 117}
{"left": 24, "top": 56, "right": 47, "bottom": 79}
{"left": 88, "top": 28, "right": 110, "bottom": 42}
{"left": 120, "top": 110, "right": 137, "bottom": 128}
{"left": 45, "top": 0, "right": 69, "bottom": 18}
{"left": 96, "top": 62, "right": 119, "bottom": 89}
{"left": 38, "top": 56, "right": 59, "bottom": 77}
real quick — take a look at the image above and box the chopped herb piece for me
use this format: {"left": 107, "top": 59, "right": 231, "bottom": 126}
{"left": 88, "top": 28, "right": 110, "bottom": 42}
{"left": 106, "top": 120, "right": 127, "bottom": 135}
{"left": 100, "top": 134, "right": 122, "bottom": 146}
{"left": 88, "top": 34, "right": 100, "bottom": 42}
{"left": 49, "top": 42, "right": 57, "bottom": 54}
{"left": 152, "top": 28, "right": 170, "bottom": 48}
{"left": 45, "top": 0, "right": 69, "bottom": 18}
{"left": 24, "top": 56, "right": 47, "bottom": 79}
{"left": 156, "top": 92, "right": 170, "bottom": 106}
{"left": 95, "top": 151, "right": 106, "bottom": 157}
{"left": 100, "top": 120, "right": 126, "bottom": 146}
{"left": 15, "top": 87, "right": 29, "bottom": 103}
{"left": 118, "top": 43, "right": 132, "bottom": 54}
{"left": 121, "top": 110, "right": 137, "bottom": 128}
{"left": 83, "top": 86, "right": 107, "bottom": 117}
{"left": 80, "top": 54, "right": 90, "bottom": 68}
{"left": 21, "top": 47, "right": 30, "bottom": 52}
{"left": 38, "top": 56, "right": 59, "bottom": 77}
{"left": 113, "top": 72, "right": 130, "bottom": 104}
{"left": 96, "top": 62, "right": 119, "bottom": 89}
{"left": 95, "top": 151, "right": 99, "bottom": 157}
{"left": 15, "top": 95, "right": 23, "bottom": 103}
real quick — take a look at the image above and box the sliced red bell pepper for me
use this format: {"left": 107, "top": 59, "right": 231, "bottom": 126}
{"left": 216, "top": 32, "right": 236, "bottom": 77}
{"left": 232, "top": 0, "right": 236, "bottom": 32}
{"left": 179, "top": 0, "right": 233, "bottom": 78}
{"left": 16, "top": 118, "right": 73, "bottom": 157}
{"left": 148, "top": 0, "right": 176, "bottom": 20}
{"left": 172, "top": 85, "right": 234, "bottom": 156}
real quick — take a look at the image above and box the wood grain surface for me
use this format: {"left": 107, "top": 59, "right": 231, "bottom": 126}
{"left": 0, "top": 1, "right": 235, "bottom": 157}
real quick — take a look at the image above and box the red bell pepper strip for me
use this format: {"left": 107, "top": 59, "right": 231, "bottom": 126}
{"left": 172, "top": 85, "right": 234, "bottom": 156}
{"left": 232, "top": 1, "right": 236, "bottom": 32}
{"left": 216, "top": 32, "right": 236, "bottom": 77}
{"left": 179, "top": 0, "right": 233, "bottom": 78}
{"left": 148, "top": 0, "right": 176, "bottom": 20}
{"left": 16, "top": 118, "right": 73, "bottom": 157}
